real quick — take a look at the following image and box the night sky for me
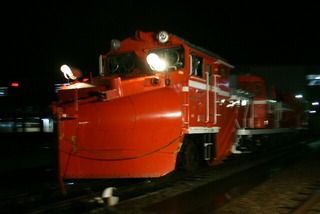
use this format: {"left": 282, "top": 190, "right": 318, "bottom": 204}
{"left": 2, "top": 1, "right": 320, "bottom": 101}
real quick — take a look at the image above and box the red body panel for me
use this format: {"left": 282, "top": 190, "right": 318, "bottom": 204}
{"left": 58, "top": 87, "right": 183, "bottom": 178}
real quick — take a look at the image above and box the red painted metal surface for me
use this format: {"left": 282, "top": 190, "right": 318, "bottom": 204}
{"left": 57, "top": 87, "right": 183, "bottom": 178}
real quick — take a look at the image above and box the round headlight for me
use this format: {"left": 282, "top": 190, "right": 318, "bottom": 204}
{"left": 157, "top": 31, "right": 169, "bottom": 43}
{"left": 146, "top": 53, "right": 166, "bottom": 71}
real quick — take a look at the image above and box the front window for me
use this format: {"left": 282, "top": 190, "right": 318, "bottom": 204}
{"left": 106, "top": 52, "right": 138, "bottom": 75}
{"left": 191, "top": 55, "right": 203, "bottom": 77}
{"left": 148, "top": 46, "right": 185, "bottom": 71}
{"left": 105, "top": 46, "right": 185, "bottom": 76}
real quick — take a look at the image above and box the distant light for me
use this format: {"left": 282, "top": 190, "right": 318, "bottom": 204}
{"left": 312, "top": 102, "right": 319, "bottom": 106}
{"left": 309, "top": 110, "right": 317, "bottom": 114}
{"left": 66, "top": 182, "right": 75, "bottom": 185}
{"left": 306, "top": 74, "right": 320, "bottom": 86}
{"left": 295, "top": 94, "right": 303, "bottom": 99}
{"left": 11, "top": 82, "right": 19, "bottom": 87}
{"left": 0, "top": 87, "right": 9, "bottom": 97}
{"left": 42, "top": 118, "right": 54, "bottom": 132}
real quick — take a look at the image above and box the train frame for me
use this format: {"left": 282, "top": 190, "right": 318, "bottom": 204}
{"left": 52, "top": 31, "right": 308, "bottom": 189}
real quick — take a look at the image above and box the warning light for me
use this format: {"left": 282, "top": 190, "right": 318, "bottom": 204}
{"left": 11, "top": 82, "right": 19, "bottom": 87}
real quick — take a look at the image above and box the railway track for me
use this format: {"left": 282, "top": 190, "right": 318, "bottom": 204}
{"left": 215, "top": 138, "right": 320, "bottom": 214}
{"left": 291, "top": 187, "right": 320, "bottom": 214}
{"left": 111, "top": 138, "right": 320, "bottom": 213}
{"left": 1, "top": 138, "right": 318, "bottom": 213}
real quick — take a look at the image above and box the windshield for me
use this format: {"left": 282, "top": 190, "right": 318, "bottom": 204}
{"left": 106, "top": 52, "right": 137, "bottom": 75}
{"left": 105, "top": 46, "right": 185, "bottom": 76}
{"left": 148, "top": 46, "right": 185, "bottom": 70}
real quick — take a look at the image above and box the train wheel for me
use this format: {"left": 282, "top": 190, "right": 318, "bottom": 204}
{"left": 182, "top": 140, "right": 200, "bottom": 172}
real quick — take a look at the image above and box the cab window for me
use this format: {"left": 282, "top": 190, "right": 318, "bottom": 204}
{"left": 191, "top": 55, "right": 203, "bottom": 77}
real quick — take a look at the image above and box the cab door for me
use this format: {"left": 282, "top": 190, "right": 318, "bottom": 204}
{"left": 188, "top": 54, "right": 217, "bottom": 129}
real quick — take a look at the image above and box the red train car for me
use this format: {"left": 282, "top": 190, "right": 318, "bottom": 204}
{"left": 52, "top": 31, "right": 308, "bottom": 186}
{"left": 233, "top": 74, "right": 309, "bottom": 151}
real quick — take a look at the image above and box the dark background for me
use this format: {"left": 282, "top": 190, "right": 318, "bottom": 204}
{"left": 2, "top": 1, "right": 320, "bottom": 104}
{"left": 0, "top": 2, "right": 319, "bottom": 203}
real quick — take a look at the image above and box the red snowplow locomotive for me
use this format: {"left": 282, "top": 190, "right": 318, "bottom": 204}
{"left": 52, "top": 31, "right": 307, "bottom": 184}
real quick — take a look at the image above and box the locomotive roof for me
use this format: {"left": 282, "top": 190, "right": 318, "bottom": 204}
{"left": 170, "top": 33, "right": 229, "bottom": 63}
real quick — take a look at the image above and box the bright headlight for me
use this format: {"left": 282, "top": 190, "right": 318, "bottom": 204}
{"left": 146, "top": 53, "right": 167, "bottom": 72}
{"left": 60, "top": 64, "right": 82, "bottom": 80}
